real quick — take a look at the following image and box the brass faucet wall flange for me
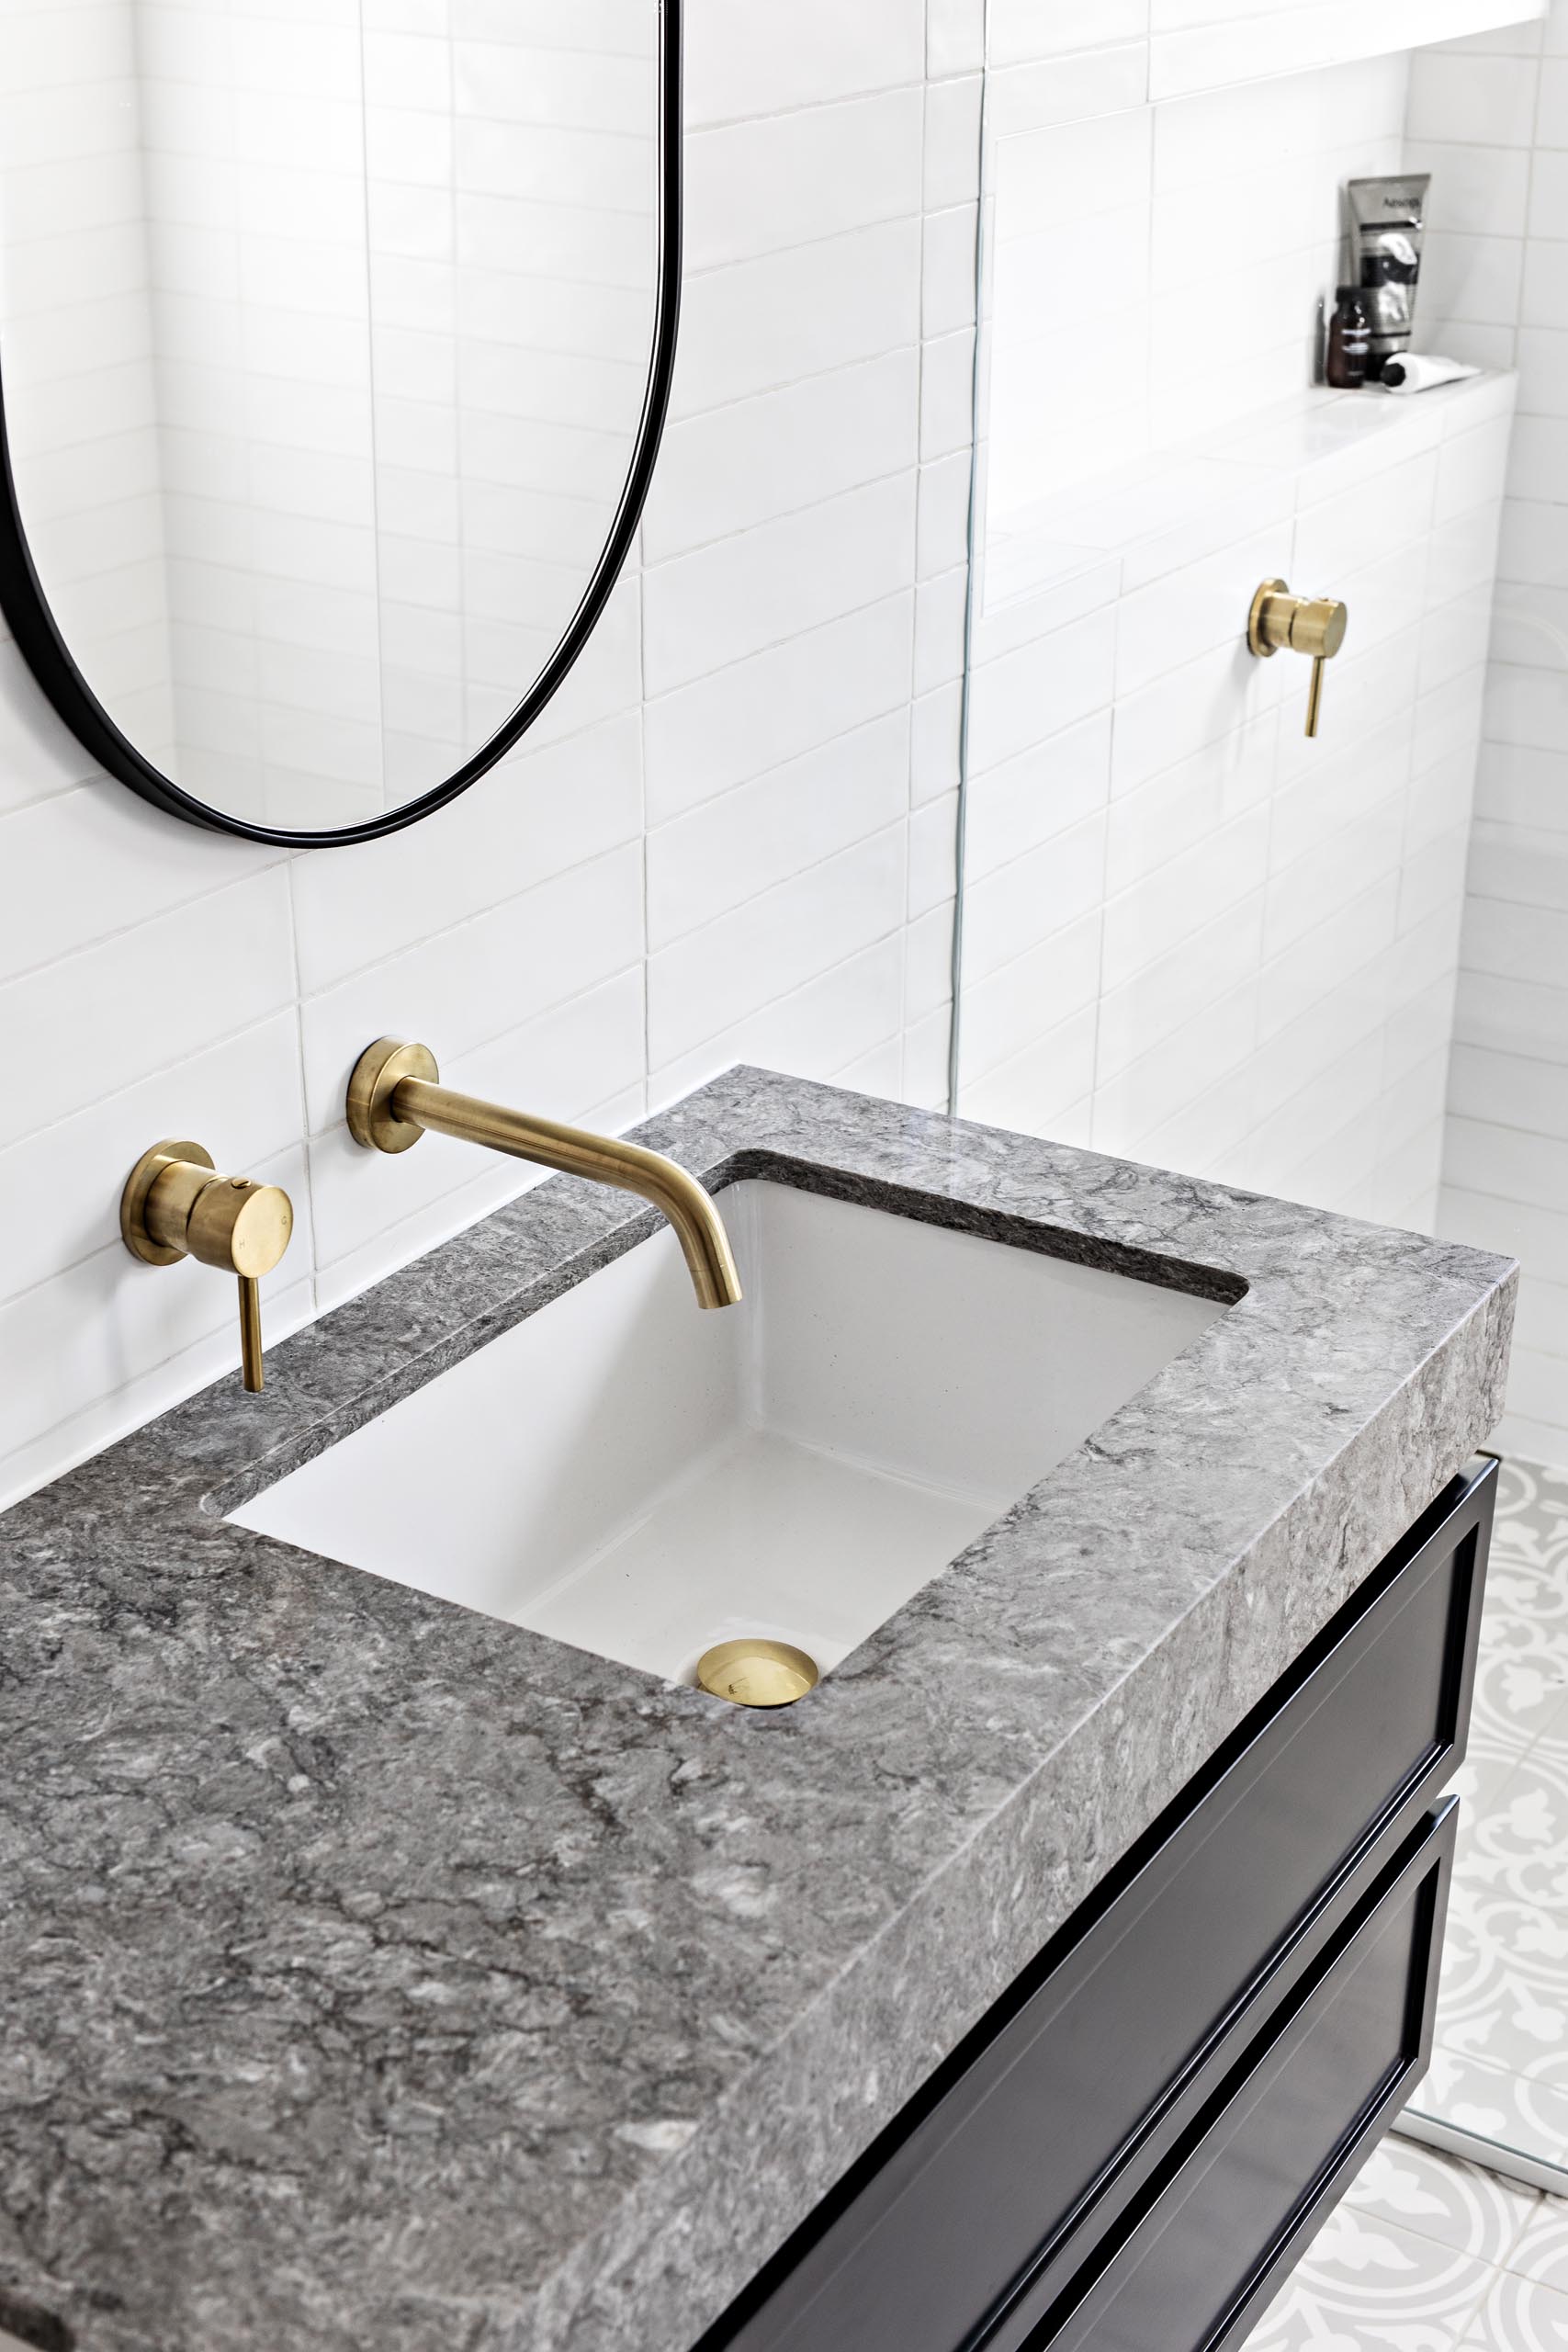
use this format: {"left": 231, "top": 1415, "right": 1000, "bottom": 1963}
{"left": 345, "top": 1036, "right": 440, "bottom": 1153}
{"left": 121, "top": 1139, "right": 294, "bottom": 1391}
{"left": 1247, "top": 579, "right": 1349, "bottom": 739}
{"left": 120, "top": 1138, "right": 216, "bottom": 1267}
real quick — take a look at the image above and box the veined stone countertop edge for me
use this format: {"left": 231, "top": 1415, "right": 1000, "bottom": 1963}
{"left": 0, "top": 1067, "right": 1517, "bottom": 2352}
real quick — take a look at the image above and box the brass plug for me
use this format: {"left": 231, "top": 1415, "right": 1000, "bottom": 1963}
{"left": 121, "top": 1141, "right": 294, "bottom": 1392}
{"left": 1247, "top": 580, "right": 1349, "bottom": 738}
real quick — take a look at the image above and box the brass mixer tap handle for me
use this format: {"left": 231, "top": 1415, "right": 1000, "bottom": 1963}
{"left": 1247, "top": 580, "right": 1349, "bottom": 740}
{"left": 120, "top": 1141, "right": 294, "bottom": 1394}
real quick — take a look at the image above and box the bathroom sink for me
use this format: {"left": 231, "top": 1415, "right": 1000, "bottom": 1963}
{"left": 231, "top": 1182, "right": 1225, "bottom": 1688}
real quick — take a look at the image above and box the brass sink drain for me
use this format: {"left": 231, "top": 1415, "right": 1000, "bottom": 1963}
{"left": 696, "top": 1639, "right": 820, "bottom": 1709}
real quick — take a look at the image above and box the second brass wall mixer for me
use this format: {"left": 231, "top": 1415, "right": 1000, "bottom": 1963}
{"left": 1247, "top": 580, "right": 1349, "bottom": 738}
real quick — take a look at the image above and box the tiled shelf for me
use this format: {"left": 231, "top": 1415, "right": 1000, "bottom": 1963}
{"left": 985, "top": 0, "right": 1547, "bottom": 117}
{"left": 983, "top": 371, "right": 1517, "bottom": 623}
{"left": 1150, "top": 0, "right": 1547, "bottom": 102}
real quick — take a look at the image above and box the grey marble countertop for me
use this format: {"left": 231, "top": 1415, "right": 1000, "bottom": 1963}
{"left": 0, "top": 1069, "right": 1516, "bottom": 2352}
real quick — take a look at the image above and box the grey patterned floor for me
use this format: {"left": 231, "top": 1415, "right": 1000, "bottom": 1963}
{"left": 1246, "top": 1454, "right": 1568, "bottom": 2350}
{"left": 1425, "top": 1455, "right": 1568, "bottom": 2165}
{"left": 1244, "top": 2139, "right": 1568, "bottom": 2350}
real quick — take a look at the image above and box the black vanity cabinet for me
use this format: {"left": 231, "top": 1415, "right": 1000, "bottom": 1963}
{"left": 702, "top": 1458, "right": 1495, "bottom": 2352}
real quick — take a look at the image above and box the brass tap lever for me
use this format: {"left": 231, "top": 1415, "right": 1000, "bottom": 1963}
{"left": 345, "top": 1038, "right": 743, "bottom": 1311}
{"left": 1247, "top": 580, "right": 1349, "bottom": 739}
{"left": 121, "top": 1142, "right": 294, "bottom": 1392}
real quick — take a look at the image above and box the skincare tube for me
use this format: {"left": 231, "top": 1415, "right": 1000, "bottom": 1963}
{"left": 1381, "top": 354, "right": 1481, "bottom": 395}
{"left": 1347, "top": 174, "right": 1431, "bottom": 373}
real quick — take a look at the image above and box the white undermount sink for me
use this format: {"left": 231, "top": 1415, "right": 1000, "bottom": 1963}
{"left": 231, "top": 1182, "right": 1226, "bottom": 1687}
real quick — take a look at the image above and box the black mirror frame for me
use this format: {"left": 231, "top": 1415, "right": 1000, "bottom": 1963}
{"left": 0, "top": 0, "right": 682, "bottom": 851}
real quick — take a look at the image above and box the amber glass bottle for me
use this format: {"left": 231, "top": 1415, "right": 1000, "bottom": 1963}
{"left": 1325, "top": 286, "right": 1374, "bottom": 390}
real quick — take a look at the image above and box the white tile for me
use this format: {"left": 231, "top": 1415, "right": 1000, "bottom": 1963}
{"left": 923, "top": 203, "right": 978, "bottom": 338}
{"left": 1115, "top": 527, "right": 1293, "bottom": 698}
{"left": 1408, "top": 48, "right": 1540, "bottom": 144}
{"left": 964, "top": 709, "right": 1113, "bottom": 879}
{"left": 685, "top": 0, "right": 924, "bottom": 129}
{"left": 1111, "top": 637, "right": 1283, "bottom": 798}
{"left": 960, "top": 1001, "right": 1098, "bottom": 1133}
{"left": 645, "top": 350, "right": 919, "bottom": 563}
{"left": 0, "top": 780, "right": 276, "bottom": 984}
{"left": 672, "top": 220, "right": 922, "bottom": 421}
{"left": 961, "top": 810, "right": 1107, "bottom": 978}
{"left": 298, "top": 843, "right": 644, "bottom": 1133}
{"left": 650, "top": 935, "right": 907, "bottom": 1107}
{"left": 1406, "top": 137, "right": 1532, "bottom": 239}
{"left": 291, "top": 714, "right": 643, "bottom": 993}
{"left": 1097, "top": 893, "right": 1265, "bottom": 1081}
{"left": 2, "top": 870, "right": 297, "bottom": 1146}
{"left": 924, "top": 74, "right": 983, "bottom": 210}
{"left": 644, "top": 593, "right": 915, "bottom": 822}
{"left": 644, "top": 473, "right": 917, "bottom": 697}
{"left": 0, "top": 1012, "right": 301, "bottom": 1309}
{"left": 685, "top": 89, "right": 924, "bottom": 271}
{"left": 968, "top": 607, "right": 1116, "bottom": 775}
{"left": 646, "top": 711, "right": 909, "bottom": 949}
{"left": 647, "top": 826, "right": 907, "bottom": 1068}
{"left": 921, "top": 330, "right": 977, "bottom": 464}
{"left": 1103, "top": 805, "right": 1269, "bottom": 996}
{"left": 959, "top": 910, "right": 1102, "bottom": 1076}
{"left": 928, "top": 0, "right": 984, "bottom": 78}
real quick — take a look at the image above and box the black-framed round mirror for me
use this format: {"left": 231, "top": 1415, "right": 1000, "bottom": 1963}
{"left": 0, "top": 0, "right": 681, "bottom": 848}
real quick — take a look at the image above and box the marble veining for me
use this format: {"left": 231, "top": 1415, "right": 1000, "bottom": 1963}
{"left": 0, "top": 1069, "right": 1517, "bottom": 2352}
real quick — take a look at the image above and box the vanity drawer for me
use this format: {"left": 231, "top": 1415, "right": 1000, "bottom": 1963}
{"left": 705, "top": 1460, "right": 1494, "bottom": 2352}
{"left": 1033, "top": 1801, "right": 1456, "bottom": 2352}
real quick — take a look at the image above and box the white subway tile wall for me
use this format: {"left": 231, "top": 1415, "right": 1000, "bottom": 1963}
{"left": 0, "top": 0, "right": 1546, "bottom": 1507}
{"left": 1416, "top": 5, "right": 1568, "bottom": 1470}
{"left": 958, "top": 0, "right": 1519, "bottom": 1267}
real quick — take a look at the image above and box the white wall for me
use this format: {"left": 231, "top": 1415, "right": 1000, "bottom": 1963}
{"left": 0, "top": 0, "right": 958, "bottom": 1510}
{"left": 985, "top": 57, "right": 1408, "bottom": 521}
{"left": 956, "top": 24, "right": 1517, "bottom": 1244}
{"left": 1413, "top": 9, "right": 1568, "bottom": 1469}
{"left": 0, "top": 0, "right": 1546, "bottom": 1511}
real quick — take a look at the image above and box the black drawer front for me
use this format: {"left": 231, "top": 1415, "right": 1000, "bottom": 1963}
{"left": 707, "top": 1461, "right": 1494, "bottom": 2352}
{"left": 1037, "top": 1802, "right": 1456, "bottom": 2352}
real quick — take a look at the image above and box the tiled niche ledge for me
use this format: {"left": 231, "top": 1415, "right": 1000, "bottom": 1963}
{"left": 986, "top": 0, "right": 1545, "bottom": 109}
{"left": 980, "top": 369, "right": 1517, "bottom": 638}
{"left": 1151, "top": 0, "right": 1545, "bottom": 100}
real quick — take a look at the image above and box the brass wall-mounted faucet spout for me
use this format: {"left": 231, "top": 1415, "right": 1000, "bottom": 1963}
{"left": 121, "top": 1142, "right": 294, "bottom": 1391}
{"left": 345, "top": 1039, "right": 743, "bottom": 1311}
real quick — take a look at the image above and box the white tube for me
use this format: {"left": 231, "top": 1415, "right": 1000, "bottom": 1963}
{"left": 1380, "top": 354, "right": 1483, "bottom": 394}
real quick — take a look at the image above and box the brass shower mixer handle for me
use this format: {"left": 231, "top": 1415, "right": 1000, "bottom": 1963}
{"left": 121, "top": 1141, "right": 294, "bottom": 1392}
{"left": 1248, "top": 580, "right": 1349, "bottom": 739}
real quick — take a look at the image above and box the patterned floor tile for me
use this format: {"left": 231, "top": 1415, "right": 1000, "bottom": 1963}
{"left": 1422, "top": 1454, "right": 1568, "bottom": 2170}
{"left": 1423, "top": 2044, "right": 1568, "bottom": 2165}
{"left": 1437, "top": 1886, "right": 1568, "bottom": 2085}
{"left": 1243, "top": 2200, "right": 1498, "bottom": 2350}
{"left": 1453, "top": 2267, "right": 1568, "bottom": 2349}
{"left": 1451, "top": 1737, "right": 1538, "bottom": 1852}
{"left": 1344, "top": 2143, "right": 1540, "bottom": 2268}
{"left": 1471, "top": 1643, "right": 1568, "bottom": 1756}
{"left": 1508, "top": 2199, "right": 1568, "bottom": 2291}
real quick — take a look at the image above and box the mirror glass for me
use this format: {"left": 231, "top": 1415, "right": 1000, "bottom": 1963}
{"left": 0, "top": 0, "right": 664, "bottom": 839}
